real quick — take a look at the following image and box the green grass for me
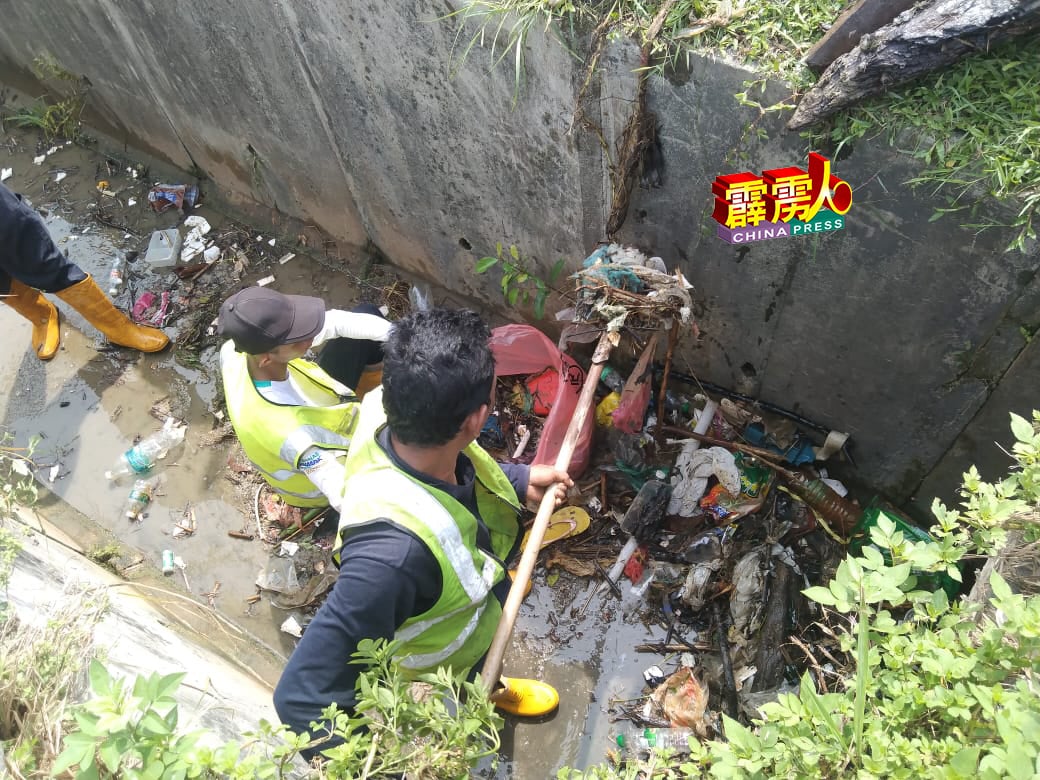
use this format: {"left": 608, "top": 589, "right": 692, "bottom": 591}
{"left": 448, "top": 1, "right": 1039, "bottom": 252}
{"left": 810, "top": 38, "right": 1040, "bottom": 252}
{"left": 447, "top": 0, "right": 843, "bottom": 88}
{"left": 3, "top": 54, "right": 88, "bottom": 142}
{"left": 7, "top": 98, "right": 83, "bottom": 141}
{"left": 657, "top": 0, "right": 844, "bottom": 85}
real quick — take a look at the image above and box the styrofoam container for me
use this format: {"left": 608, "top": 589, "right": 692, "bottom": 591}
{"left": 145, "top": 229, "right": 182, "bottom": 268}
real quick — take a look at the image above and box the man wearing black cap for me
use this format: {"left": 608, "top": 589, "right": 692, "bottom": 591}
{"left": 217, "top": 287, "right": 389, "bottom": 516}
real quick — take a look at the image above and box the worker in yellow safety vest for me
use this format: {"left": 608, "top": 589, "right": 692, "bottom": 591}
{"left": 273, "top": 308, "right": 572, "bottom": 761}
{"left": 217, "top": 287, "right": 390, "bottom": 529}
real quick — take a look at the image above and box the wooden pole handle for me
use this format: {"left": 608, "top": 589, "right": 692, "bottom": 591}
{"left": 480, "top": 332, "right": 614, "bottom": 690}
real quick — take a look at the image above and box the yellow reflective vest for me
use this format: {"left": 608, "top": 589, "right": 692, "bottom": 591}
{"left": 220, "top": 341, "right": 359, "bottom": 507}
{"left": 336, "top": 388, "right": 521, "bottom": 675}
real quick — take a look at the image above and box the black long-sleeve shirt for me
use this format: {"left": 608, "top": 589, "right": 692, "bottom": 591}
{"left": 272, "top": 427, "right": 527, "bottom": 757}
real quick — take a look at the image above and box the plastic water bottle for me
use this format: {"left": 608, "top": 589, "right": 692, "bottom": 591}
{"left": 124, "top": 479, "right": 154, "bottom": 521}
{"left": 600, "top": 364, "right": 625, "bottom": 394}
{"left": 615, "top": 726, "right": 694, "bottom": 755}
{"left": 107, "top": 253, "right": 125, "bottom": 296}
{"left": 106, "top": 418, "right": 186, "bottom": 479}
{"left": 664, "top": 390, "right": 692, "bottom": 420}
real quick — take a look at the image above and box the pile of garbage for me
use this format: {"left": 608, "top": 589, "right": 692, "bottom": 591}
{"left": 473, "top": 245, "right": 954, "bottom": 758}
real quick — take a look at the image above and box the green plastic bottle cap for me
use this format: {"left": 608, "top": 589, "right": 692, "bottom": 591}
{"left": 616, "top": 734, "right": 626, "bottom": 748}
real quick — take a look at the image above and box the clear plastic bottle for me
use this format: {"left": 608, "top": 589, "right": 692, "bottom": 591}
{"left": 106, "top": 418, "right": 186, "bottom": 480}
{"left": 107, "top": 253, "right": 125, "bottom": 296}
{"left": 615, "top": 726, "right": 694, "bottom": 754}
{"left": 664, "top": 390, "right": 691, "bottom": 418}
{"left": 599, "top": 364, "right": 625, "bottom": 394}
{"left": 124, "top": 478, "right": 154, "bottom": 521}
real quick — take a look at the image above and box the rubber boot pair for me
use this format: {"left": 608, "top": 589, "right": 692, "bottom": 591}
{"left": 491, "top": 676, "right": 559, "bottom": 718}
{"left": 2, "top": 276, "right": 169, "bottom": 360}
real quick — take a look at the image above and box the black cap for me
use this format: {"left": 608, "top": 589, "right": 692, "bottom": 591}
{"left": 218, "top": 287, "right": 325, "bottom": 355}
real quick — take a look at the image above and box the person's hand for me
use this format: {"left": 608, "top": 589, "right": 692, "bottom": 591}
{"left": 525, "top": 465, "right": 573, "bottom": 510}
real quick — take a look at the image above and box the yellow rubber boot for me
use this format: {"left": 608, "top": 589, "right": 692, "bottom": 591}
{"left": 354, "top": 363, "right": 382, "bottom": 399}
{"left": 491, "top": 677, "right": 559, "bottom": 718}
{"left": 55, "top": 275, "right": 169, "bottom": 352}
{"left": 2, "top": 279, "right": 60, "bottom": 360}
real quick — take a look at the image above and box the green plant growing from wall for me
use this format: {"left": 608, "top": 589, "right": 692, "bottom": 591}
{"left": 0, "top": 587, "right": 107, "bottom": 777}
{"left": 4, "top": 54, "right": 89, "bottom": 142}
{"left": 444, "top": 0, "right": 580, "bottom": 98}
{"left": 0, "top": 431, "right": 38, "bottom": 623}
{"left": 0, "top": 432, "right": 38, "bottom": 525}
{"left": 445, "top": 2, "right": 1040, "bottom": 252}
{"left": 475, "top": 243, "right": 566, "bottom": 319}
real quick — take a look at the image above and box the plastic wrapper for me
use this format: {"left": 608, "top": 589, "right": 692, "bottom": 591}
{"left": 729, "top": 549, "right": 765, "bottom": 639}
{"left": 611, "top": 379, "right": 651, "bottom": 434}
{"left": 646, "top": 666, "right": 710, "bottom": 735}
{"left": 668, "top": 445, "right": 740, "bottom": 517}
{"left": 408, "top": 282, "right": 432, "bottom": 311}
{"left": 256, "top": 556, "right": 300, "bottom": 594}
{"left": 596, "top": 391, "right": 621, "bottom": 426}
{"left": 699, "top": 453, "right": 774, "bottom": 524}
{"left": 490, "top": 324, "right": 592, "bottom": 477}
{"left": 147, "top": 183, "right": 198, "bottom": 213}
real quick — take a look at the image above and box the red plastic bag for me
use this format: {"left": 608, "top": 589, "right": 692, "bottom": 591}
{"left": 490, "top": 324, "right": 592, "bottom": 477}
{"left": 611, "top": 332, "right": 658, "bottom": 434}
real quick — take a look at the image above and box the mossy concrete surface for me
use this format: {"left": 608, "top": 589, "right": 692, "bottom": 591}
{"left": 0, "top": 2, "right": 1036, "bottom": 528}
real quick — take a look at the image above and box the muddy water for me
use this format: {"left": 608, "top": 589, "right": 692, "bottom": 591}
{"left": 502, "top": 579, "right": 669, "bottom": 775}
{"left": 1, "top": 131, "right": 653, "bottom": 775}
{"left": 0, "top": 179, "right": 294, "bottom": 686}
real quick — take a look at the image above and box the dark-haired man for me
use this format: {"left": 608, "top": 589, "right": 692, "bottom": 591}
{"left": 273, "top": 308, "right": 571, "bottom": 759}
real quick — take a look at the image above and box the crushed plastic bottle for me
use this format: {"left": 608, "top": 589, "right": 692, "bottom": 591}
{"left": 599, "top": 364, "right": 625, "bottom": 394}
{"left": 107, "top": 253, "right": 125, "bottom": 296}
{"left": 664, "top": 389, "right": 692, "bottom": 418}
{"left": 124, "top": 478, "right": 154, "bottom": 521}
{"left": 106, "top": 418, "right": 186, "bottom": 480}
{"left": 615, "top": 726, "right": 694, "bottom": 754}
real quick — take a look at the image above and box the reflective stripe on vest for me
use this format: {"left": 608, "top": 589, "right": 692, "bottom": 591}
{"left": 354, "top": 470, "right": 498, "bottom": 603}
{"left": 220, "top": 341, "right": 359, "bottom": 507}
{"left": 398, "top": 603, "right": 487, "bottom": 670}
{"left": 337, "top": 389, "right": 521, "bottom": 674}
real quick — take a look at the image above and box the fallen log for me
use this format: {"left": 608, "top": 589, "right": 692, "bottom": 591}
{"left": 803, "top": 0, "right": 919, "bottom": 73}
{"left": 788, "top": 0, "right": 1040, "bottom": 130}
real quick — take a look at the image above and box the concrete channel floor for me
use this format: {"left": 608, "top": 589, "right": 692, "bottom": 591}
{"left": 1, "top": 132, "right": 664, "bottom": 777}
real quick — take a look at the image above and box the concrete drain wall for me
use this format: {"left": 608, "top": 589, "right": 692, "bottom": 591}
{"left": 0, "top": 0, "right": 1037, "bottom": 513}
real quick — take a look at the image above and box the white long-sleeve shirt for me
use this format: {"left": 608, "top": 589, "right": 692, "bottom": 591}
{"left": 253, "top": 309, "right": 389, "bottom": 510}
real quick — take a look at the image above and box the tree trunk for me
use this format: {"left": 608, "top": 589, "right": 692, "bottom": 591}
{"left": 804, "top": 0, "right": 919, "bottom": 73}
{"left": 788, "top": 0, "right": 1040, "bottom": 130}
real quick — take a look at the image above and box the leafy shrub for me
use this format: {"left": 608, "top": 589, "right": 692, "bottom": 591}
{"left": 683, "top": 412, "right": 1040, "bottom": 778}
{"left": 51, "top": 639, "right": 502, "bottom": 779}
